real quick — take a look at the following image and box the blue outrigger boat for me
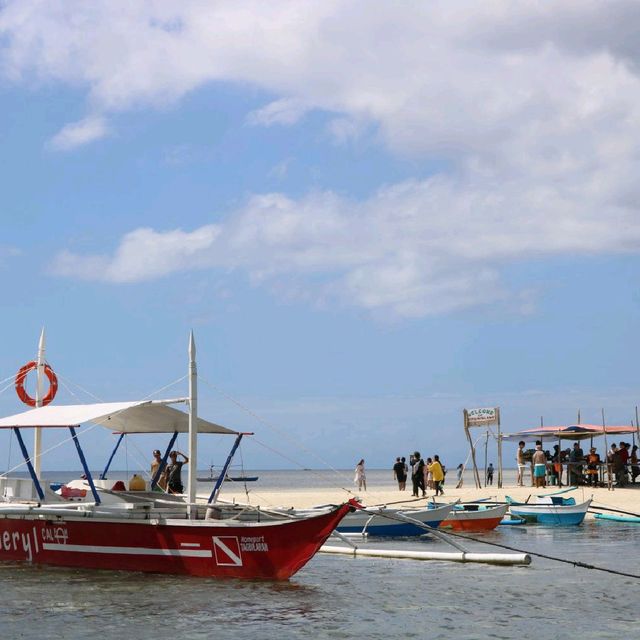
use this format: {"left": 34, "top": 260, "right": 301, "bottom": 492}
{"left": 507, "top": 494, "right": 591, "bottom": 526}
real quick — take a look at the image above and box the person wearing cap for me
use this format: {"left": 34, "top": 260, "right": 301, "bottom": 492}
{"left": 165, "top": 450, "right": 189, "bottom": 494}
{"left": 586, "top": 447, "right": 600, "bottom": 487}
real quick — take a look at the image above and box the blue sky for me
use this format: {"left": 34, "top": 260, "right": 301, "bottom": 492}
{"left": 1, "top": 2, "right": 640, "bottom": 474}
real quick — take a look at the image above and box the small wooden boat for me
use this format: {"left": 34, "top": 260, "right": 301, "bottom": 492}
{"left": 507, "top": 495, "right": 591, "bottom": 526}
{"left": 196, "top": 467, "right": 259, "bottom": 483}
{"left": 594, "top": 513, "right": 640, "bottom": 523}
{"left": 439, "top": 503, "right": 508, "bottom": 532}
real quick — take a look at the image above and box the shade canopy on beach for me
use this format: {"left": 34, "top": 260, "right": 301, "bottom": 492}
{"left": 0, "top": 400, "right": 238, "bottom": 435}
{"left": 501, "top": 424, "right": 638, "bottom": 443}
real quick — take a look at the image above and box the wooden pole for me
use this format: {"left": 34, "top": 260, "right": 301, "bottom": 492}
{"left": 497, "top": 407, "right": 503, "bottom": 488}
{"left": 602, "top": 408, "right": 612, "bottom": 491}
{"left": 483, "top": 430, "right": 489, "bottom": 486}
{"left": 557, "top": 435, "right": 562, "bottom": 487}
{"left": 463, "top": 410, "right": 482, "bottom": 488}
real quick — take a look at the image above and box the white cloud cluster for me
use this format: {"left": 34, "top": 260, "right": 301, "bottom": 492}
{"left": 50, "top": 174, "right": 640, "bottom": 317}
{"left": 4, "top": 1, "right": 640, "bottom": 315}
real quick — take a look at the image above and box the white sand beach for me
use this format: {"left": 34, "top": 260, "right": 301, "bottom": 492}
{"left": 209, "top": 481, "right": 640, "bottom": 517}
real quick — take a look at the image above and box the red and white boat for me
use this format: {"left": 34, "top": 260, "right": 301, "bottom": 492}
{"left": 439, "top": 503, "right": 508, "bottom": 532}
{"left": 0, "top": 332, "right": 354, "bottom": 579}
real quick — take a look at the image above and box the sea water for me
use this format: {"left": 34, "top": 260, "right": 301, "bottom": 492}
{"left": 0, "top": 469, "right": 637, "bottom": 639}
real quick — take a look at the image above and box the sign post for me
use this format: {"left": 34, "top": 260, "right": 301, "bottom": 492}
{"left": 464, "top": 407, "right": 502, "bottom": 488}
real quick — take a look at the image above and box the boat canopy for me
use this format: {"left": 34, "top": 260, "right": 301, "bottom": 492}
{"left": 0, "top": 400, "right": 238, "bottom": 435}
{"left": 501, "top": 424, "right": 638, "bottom": 443}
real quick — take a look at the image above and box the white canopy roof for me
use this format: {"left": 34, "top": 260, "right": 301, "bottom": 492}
{"left": 0, "top": 400, "right": 237, "bottom": 435}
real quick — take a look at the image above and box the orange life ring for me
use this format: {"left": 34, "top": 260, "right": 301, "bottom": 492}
{"left": 15, "top": 361, "right": 58, "bottom": 407}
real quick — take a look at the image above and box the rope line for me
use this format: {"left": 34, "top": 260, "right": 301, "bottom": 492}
{"left": 350, "top": 506, "right": 640, "bottom": 581}
{"left": 200, "top": 377, "right": 352, "bottom": 483}
{"left": 200, "top": 377, "right": 410, "bottom": 506}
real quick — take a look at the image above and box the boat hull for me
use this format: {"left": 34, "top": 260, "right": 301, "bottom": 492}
{"left": 509, "top": 499, "right": 591, "bottom": 526}
{"left": 440, "top": 504, "right": 509, "bottom": 532}
{"left": 0, "top": 502, "right": 353, "bottom": 580}
{"left": 337, "top": 503, "right": 452, "bottom": 537}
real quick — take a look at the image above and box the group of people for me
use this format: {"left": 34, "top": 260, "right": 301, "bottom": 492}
{"left": 151, "top": 449, "right": 189, "bottom": 493}
{"left": 353, "top": 455, "right": 447, "bottom": 497}
{"left": 391, "top": 452, "right": 446, "bottom": 496}
{"left": 516, "top": 440, "right": 640, "bottom": 488}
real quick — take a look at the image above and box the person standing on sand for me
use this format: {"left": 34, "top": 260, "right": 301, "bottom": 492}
{"left": 354, "top": 459, "right": 367, "bottom": 491}
{"left": 431, "top": 455, "right": 445, "bottom": 496}
{"left": 486, "top": 463, "right": 494, "bottom": 486}
{"left": 425, "top": 457, "right": 434, "bottom": 490}
{"left": 532, "top": 444, "right": 547, "bottom": 488}
{"left": 516, "top": 441, "right": 526, "bottom": 486}
{"left": 393, "top": 457, "right": 406, "bottom": 491}
{"left": 455, "top": 463, "right": 464, "bottom": 488}
{"left": 411, "top": 452, "right": 425, "bottom": 497}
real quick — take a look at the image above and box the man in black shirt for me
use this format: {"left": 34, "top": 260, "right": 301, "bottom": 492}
{"left": 393, "top": 457, "right": 407, "bottom": 490}
{"left": 411, "top": 451, "right": 425, "bottom": 497}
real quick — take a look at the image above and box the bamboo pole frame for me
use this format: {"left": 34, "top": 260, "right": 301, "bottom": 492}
{"left": 463, "top": 410, "right": 482, "bottom": 488}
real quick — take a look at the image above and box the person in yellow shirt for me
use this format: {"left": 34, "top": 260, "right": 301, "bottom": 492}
{"left": 431, "top": 455, "right": 445, "bottom": 496}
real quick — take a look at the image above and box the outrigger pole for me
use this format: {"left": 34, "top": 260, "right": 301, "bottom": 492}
{"left": 187, "top": 331, "right": 198, "bottom": 518}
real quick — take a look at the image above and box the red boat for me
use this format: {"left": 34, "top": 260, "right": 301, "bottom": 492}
{"left": 439, "top": 503, "right": 508, "bottom": 532}
{"left": 0, "top": 332, "right": 354, "bottom": 579}
{"left": 0, "top": 500, "right": 353, "bottom": 579}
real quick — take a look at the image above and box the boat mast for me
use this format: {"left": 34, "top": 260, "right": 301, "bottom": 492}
{"left": 33, "top": 327, "right": 45, "bottom": 480}
{"left": 187, "top": 331, "right": 198, "bottom": 518}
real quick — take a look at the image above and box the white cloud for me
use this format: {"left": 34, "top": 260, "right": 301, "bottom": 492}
{"left": 4, "top": 1, "right": 640, "bottom": 314}
{"left": 51, "top": 226, "right": 220, "bottom": 282}
{"left": 48, "top": 115, "right": 109, "bottom": 151}
{"left": 49, "top": 168, "right": 640, "bottom": 317}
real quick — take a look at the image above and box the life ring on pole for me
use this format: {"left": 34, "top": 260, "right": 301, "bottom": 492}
{"left": 15, "top": 361, "right": 58, "bottom": 407}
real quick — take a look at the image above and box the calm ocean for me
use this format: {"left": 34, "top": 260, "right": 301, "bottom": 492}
{"left": 0, "top": 469, "right": 636, "bottom": 639}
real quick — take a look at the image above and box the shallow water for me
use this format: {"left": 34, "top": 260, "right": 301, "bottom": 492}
{"left": 1, "top": 470, "right": 637, "bottom": 639}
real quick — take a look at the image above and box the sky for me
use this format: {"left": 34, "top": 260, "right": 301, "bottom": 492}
{"left": 1, "top": 1, "right": 640, "bottom": 475}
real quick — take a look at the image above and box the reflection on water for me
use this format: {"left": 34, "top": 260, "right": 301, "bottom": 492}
{"left": 1, "top": 473, "right": 639, "bottom": 639}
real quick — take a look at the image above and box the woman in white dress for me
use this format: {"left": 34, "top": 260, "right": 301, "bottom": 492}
{"left": 354, "top": 459, "right": 367, "bottom": 491}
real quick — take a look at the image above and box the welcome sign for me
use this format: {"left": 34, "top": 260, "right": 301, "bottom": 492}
{"left": 466, "top": 407, "right": 498, "bottom": 426}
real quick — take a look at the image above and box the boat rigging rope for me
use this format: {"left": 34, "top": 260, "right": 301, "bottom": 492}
{"left": 199, "top": 376, "right": 415, "bottom": 505}
{"left": 352, "top": 507, "right": 640, "bottom": 581}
